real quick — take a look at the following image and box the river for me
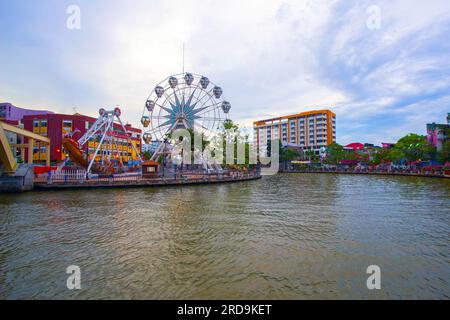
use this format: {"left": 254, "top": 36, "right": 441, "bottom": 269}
{"left": 0, "top": 173, "right": 449, "bottom": 299}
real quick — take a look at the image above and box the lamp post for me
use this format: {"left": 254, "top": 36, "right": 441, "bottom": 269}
{"left": 162, "top": 138, "right": 168, "bottom": 178}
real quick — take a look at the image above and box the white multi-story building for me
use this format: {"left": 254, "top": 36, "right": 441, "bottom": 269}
{"left": 253, "top": 110, "right": 336, "bottom": 154}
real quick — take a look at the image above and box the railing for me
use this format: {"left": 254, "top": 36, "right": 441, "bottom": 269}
{"left": 34, "top": 168, "right": 262, "bottom": 186}
{"left": 34, "top": 169, "right": 87, "bottom": 184}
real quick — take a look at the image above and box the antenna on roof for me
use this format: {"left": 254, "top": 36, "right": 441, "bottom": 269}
{"left": 182, "top": 42, "right": 185, "bottom": 74}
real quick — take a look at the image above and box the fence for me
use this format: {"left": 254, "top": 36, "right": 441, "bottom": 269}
{"left": 34, "top": 169, "right": 87, "bottom": 184}
{"left": 34, "top": 168, "right": 261, "bottom": 186}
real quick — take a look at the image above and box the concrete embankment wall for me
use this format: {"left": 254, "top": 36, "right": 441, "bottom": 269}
{"left": 0, "top": 164, "right": 34, "bottom": 193}
{"left": 34, "top": 174, "right": 262, "bottom": 191}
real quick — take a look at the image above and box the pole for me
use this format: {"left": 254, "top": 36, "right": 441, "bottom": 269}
{"left": 28, "top": 138, "right": 34, "bottom": 164}
{"left": 46, "top": 143, "right": 51, "bottom": 166}
{"left": 182, "top": 42, "right": 185, "bottom": 74}
{"left": 87, "top": 118, "right": 113, "bottom": 173}
{"left": 162, "top": 140, "right": 166, "bottom": 178}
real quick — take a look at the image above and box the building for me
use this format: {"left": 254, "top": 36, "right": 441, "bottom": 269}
{"left": 382, "top": 143, "right": 395, "bottom": 149}
{"left": 22, "top": 113, "right": 141, "bottom": 164}
{"left": 253, "top": 110, "right": 336, "bottom": 154}
{"left": 427, "top": 113, "right": 450, "bottom": 152}
{"left": 0, "top": 102, "right": 53, "bottom": 122}
{"left": 345, "top": 142, "right": 364, "bottom": 151}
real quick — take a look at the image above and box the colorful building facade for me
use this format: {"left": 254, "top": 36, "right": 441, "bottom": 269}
{"left": 253, "top": 110, "right": 336, "bottom": 154}
{"left": 0, "top": 103, "right": 53, "bottom": 121}
{"left": 426, "top": 113, "right": 450, "bottom": 152}
{"left": 22, "top": 113, "right": 141, "bottom": 164}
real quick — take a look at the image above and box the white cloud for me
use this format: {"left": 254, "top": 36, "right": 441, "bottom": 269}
{"left": 1, "top": 0, "right": 450, "bottom": 145}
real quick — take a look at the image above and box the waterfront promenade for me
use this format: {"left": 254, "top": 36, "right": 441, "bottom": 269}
{"left": 33, "top": 170, "right": 261, "bottom": 191}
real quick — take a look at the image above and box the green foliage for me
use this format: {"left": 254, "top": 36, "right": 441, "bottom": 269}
{"left": 142, "top": 151, "right": 152, "bottom": 160}
{"left": 437, "top": 139, "right": 450, "bottom": 163}
{"left": 212, "top": 120, "right": 252, "bottom": 168}
{"left": 326, "top": 143, "right": 345, "bottom": 164}
{"left": 386, "top": 149, "right": 405, "bottom": 163}
{"left": 394, "top": 133, "right": 435, "bottom": 161}
{"left": 371, "top": 149, "right": 389, "bottom": 165}
{"left": 280, "top": 143, "right": 300, "bottom": 162}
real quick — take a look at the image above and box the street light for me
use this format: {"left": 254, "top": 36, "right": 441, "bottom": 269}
{"left": 162, "top": 138, "right": 168, "bottom": 178}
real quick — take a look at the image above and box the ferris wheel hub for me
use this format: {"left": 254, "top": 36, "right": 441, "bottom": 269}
{"left": 142, "top": 72, "right": 232, "bottom": 148}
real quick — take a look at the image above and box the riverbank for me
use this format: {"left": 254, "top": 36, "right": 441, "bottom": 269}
{"left": 279, "top": 169, "right": 450, "bottom": 179}
{"left": 33, "top": 172, "right": 261, "bottom": 191}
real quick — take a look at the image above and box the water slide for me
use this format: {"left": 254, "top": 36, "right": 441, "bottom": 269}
{"left": 62, "top": 138, "right": 113, "bottom": 174}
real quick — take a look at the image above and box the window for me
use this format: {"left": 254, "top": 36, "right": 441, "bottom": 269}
{"left": 40, "top": 120, "right": 48, "bottom": 127}
{"left": 33, "top": 120, "right": 39, "bottom": 128}
{"left": 63, "top": 120, "right": 72, "bottom": 127}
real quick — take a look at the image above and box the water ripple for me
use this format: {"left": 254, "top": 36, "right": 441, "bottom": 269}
{"left": 0, "top": 174, "right": 449, "bottom": 299}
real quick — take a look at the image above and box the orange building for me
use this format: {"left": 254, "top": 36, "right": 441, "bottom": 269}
{"left": 253, "top": 110, "right": 336, "bottom": 154}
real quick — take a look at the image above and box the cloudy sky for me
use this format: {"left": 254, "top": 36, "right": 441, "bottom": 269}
{"left": 1, "top": 0, "right": 449, "bottom": 145}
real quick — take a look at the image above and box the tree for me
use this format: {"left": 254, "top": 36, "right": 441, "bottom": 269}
{"left": 326, "top": 143, "right": 345, "bottom": 165}
{"left": 211, "top": 120, "right": 252, "bottom": 168}
{"left": 386, "top": 149, "right": 405, "bottom": 163}
{"left": 167, "top": 128, "right": 210, "bottom": 164}
{"left": 305, "top": 150, "right": 315, "bottom": 162}
{"left": 437, "top": 139, "right": 450, "bottom": 163}
{"left": 394, "top": 133, "right": 435, "bottom": 161}
{"left": 142, "top": 151, "right": 152, "bottom": 160}
{"left": 279, "top": 141, "right": 299, "bottom": 169}
{"left": 372, "top": 148, "right": 390, "bottom": 165}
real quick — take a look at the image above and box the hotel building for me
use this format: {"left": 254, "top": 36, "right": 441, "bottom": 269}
{"left": 253, "top": 110, "right": 336, "bottom": 154}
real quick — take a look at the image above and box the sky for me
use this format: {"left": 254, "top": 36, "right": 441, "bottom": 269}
{"left": 1, "top": 0, "right": 449, "bottom": 145}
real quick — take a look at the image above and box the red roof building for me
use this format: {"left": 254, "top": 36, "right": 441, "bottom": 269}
{"left": 345, "top": 142, "right": 364, "bottom": 150}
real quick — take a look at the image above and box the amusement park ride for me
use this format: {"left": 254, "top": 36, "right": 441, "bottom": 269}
{"left": 141, "top": 72, "right": 232, "bottom": 162}
{"left": 63, "top": 107, "right": 141, "bottom": 175}
{"left": 62, "top": 72, "right": 231, "bottom": 175}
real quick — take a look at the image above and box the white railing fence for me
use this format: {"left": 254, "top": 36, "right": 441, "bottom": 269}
{"left": 35, "top": 169, "right": 87, "bottom": 184}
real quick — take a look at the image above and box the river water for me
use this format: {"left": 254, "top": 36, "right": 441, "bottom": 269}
{"left": 0, "top": 174, "right": 449, "bottom": 299}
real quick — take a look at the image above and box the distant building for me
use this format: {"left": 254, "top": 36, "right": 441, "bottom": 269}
{"left": 22, "top": 113, "right": 142, "bottom": 163}
{"left": 0, "top": 102, "right": 53, "bottom": 121}
{"left": 382, "top": 143, "right": 395, "bottom": 149}
{"left": 345, "top": 143, "right": 364, "bottom": 151}
{"left": 253, "top": 110, "right": 336, "bottom": 155}
{"left": 427, "top": 113, "right": 450, "bottom": 152}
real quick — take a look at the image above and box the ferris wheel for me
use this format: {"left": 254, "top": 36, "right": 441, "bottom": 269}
{"left": 141, "top": 72, "right": 231, "bottom": 157}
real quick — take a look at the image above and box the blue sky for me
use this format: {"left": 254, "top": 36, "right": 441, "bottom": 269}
{"left": 1, "top": 0, "right": 449, "bottom": 145}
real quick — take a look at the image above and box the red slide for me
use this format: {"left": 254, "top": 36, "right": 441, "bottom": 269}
{"left": 62, "top": 138, "right": 88, "bottom": 168}
{"left": 62, "top": 138, "right": 114, "bottom": 174}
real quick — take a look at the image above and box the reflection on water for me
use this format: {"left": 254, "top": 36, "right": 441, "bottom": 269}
{"left": 0, "top": 174, "right": 449, "bottom": 299}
